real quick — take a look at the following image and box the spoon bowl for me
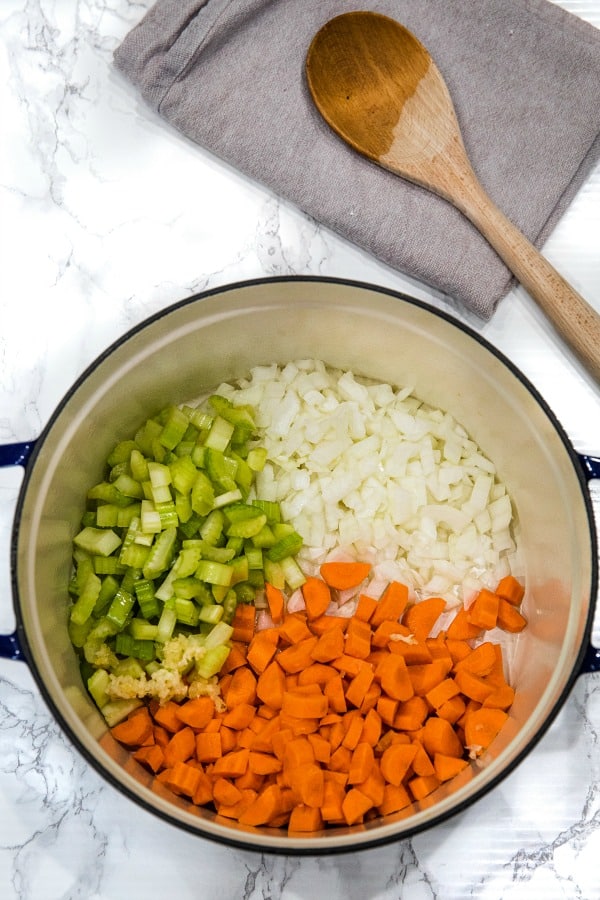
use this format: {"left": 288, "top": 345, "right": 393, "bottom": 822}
{"left": 306, "top": 12, "right": 600, "bottom": 382}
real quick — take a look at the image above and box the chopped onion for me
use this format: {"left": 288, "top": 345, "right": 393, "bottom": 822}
{"left": 216, "top": 361, "right": 517, "bottom": 606}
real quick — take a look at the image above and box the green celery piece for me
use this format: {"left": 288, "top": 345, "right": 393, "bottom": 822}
{"left": 116, "top": 503, "right": 142, "bottom": 528}
{"left": 96, "top": 504, "right": 119, "bottom": 528}
{"left": 247, "top": 447, "right": 268, "bottom": 473}
{"left": 191, "top": 444, "right": 206, "bottom": 468}
{"left": 108, "top": 461, "right": 130, "bottom": 482}
{"left": 140, "top": 499, "right": 162, "bottom": 534}
{"left": 211, "top": 583, "right": 229, "bottom": 604}
{"left": 159, "top": 405, "right": 190, "bottom": 450}
{"left": 189, "top": 408, "right": 213, "bottom": 431}
{"left": 195, "top": 559, "right": 233, "bottom": 587}
{"left": 267, "top": 531, "right": 303, "bottom": 562}
{"left": 70, "top": 570, "right": 102, "bottom": 625}
{"left": 221, "top": 589, "right": 238, "bottom": 624}
{"left": 198, "top": 604, "right": 223, "bottom": 625}
{"left": 203, "top": 620, "right": 234, "bottom": 650}
{"left": 107, "top": 440, "right": 138, "bottom": 467}
{"left": 115, "top": 633, "right": 155, "bottom": 661}
{"left": 174, "top": 490, "right": 193, "bottom": 524}
{"left": 176, "top": 545, "right": 203, "bottom": 577}
{"left": 87, "top": 668, "right": 110, "bottom": 709}
{"left": 143, "top": 526, "right": 177, "bottom": 580}
{"left": 223, "top": 502, "right": 262, "bottom": 524}
{"left": 204, "top": 415, "right": 234, "bottom": 452}
{"left": 87, "top": 615, "right": 121, "bottom": 642}
{"left": 244, "top": 546, "right": 263, "bottom": 570}
{"left": 148, "top": 460, "right": 172, "bottom": 489}
{"left": 263, "top": 557, "right": 285, "bottom": 590}
{"left": 172, "top": 578, "right": 214, "bottom": 605}
{"left": 92, "top": 556, "right": 126, "bottom": 576}
{"left": 209, "top": 395, "right": 256, "bottom": 430}
{"left": 252, "top": 499, "right": 282, "bottom": 524}
{"left": 68, "top": 616, "right": 95, "bottom": 648}
{"left": 230, "top": 453, "right": 253, "bottom": 495}
{"left": 230, "top": 555, "right": 249, "bottom": 585}
{"left": 87, "top": 482, "right": 132, "bottom": 507}
{"left": 169, "top": 454, "right": 198, "bottom": 495}
{"left": 280, "top": 555, "right": 307, "bottom": 591}
{"left": 174, "top": 597, "right": 200, "bottom": 627}
{"left": 106, "top": 588, "right": 135, "bottom": 630}
{"left": 196, "top": 541, "right": 236, "bottom": 564}
{"left": 74, "top": 527, "right": 121, "bottom": 557}
{"left": 226, "top": 513, "right": 267, "bottom": 539}
{"left": 196, "top": 645, "right": 230, "bottom": 679}
{"left": 249, "top": 524, "right": 276, "bottom": 548}
{"left": 80, "top": 511, "right": 97, "bottom": 528}
{"left": 129, "top": 618, "right": 159, "bottom": 641}
{"left": 112, "top": 657, "right": 146, "bottom": 678}
{"left": 134, "top": 418, "right": 163, "bottom": 457}
{"left": 156, "top": 500, "right": 179, "bottom": 529}
{"left": 156, "top": 602, "right": 177, "bottom": 643}
{"left": 93, "top": 574, "right": 119, "bottom": 616}
{"left": 226, "top": 535, "right": 244, "bottom": 554}
{"left": 112, "top": 473, "right": 143, "bottom": 499}
{"left": 120, "top": 566, "right": 142, "bottom": 594}
{"left": 119, "top": 542, "right": 150, "bottom": 569}
{"left": 199, "top": 508, "right": 224, "bottom": 545}
{"left": 130, "top": 448, "right": 149, "bottom": 482}
{"left": 135, "top": 579, "right": 160, "bottom": 619}
{"left": 191, "top": 471, "right": 215, "bottom": 516}
{"left": 101, "top": 699, "right": 143, "bottom": 727}
{"left": 213, "top": 488, "right": 243, "bottom": 508}
{"left": 235, "top": 581, "right": 259, "bottom": 603}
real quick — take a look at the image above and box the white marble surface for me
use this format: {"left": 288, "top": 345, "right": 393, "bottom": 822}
{"left": 1, "top": 1, "right": 599, "bottom": 897}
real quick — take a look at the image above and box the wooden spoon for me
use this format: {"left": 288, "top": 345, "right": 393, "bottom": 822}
{"left": 306, "top": 11, "right": 600, "bottom": 382}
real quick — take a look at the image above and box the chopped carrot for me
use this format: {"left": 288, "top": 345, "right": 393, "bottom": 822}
{"left": 230, "top": 603, "right": 256, "bottom": 643}
{"left": 496, "top": 598, "right": 527, "bottom": 632}
{"left": 495, "top": 574, "right": 525, "bottom": 606}
{"left": 320, "top": 561, "right": 371, "bottom": 590}
{"left": 109, "top": 563, "right": 526, "bottom": 835}
{"left": 467, "top": 589, "right": 499, "bottom": 631}
{"left": 111, "top": 706, "right": 154, "bottom": 746}
{"left": 265, "top": 582, "right": 285, "bottom": 623}
{"left": 370, "top": 581, "right": 409, "bottom": 626}
{"left": 301, "top": 576, "right": 332, "bottom": 620}
{"left": 402, "top": 596, "right": 446, "bottom": 641}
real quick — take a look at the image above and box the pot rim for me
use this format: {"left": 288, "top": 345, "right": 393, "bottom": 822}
{"left": 10, "top": 275, "right": 599, "bottom": 854}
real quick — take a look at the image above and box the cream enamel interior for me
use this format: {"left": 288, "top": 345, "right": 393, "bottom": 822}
{"left": 14, "top": 279, "right": 594, "bottom": 851}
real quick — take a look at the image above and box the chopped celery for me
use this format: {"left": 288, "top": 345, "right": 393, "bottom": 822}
{"left": 129, "top": 618, "right": 159, "bottom": 641}
{"left": 107, "top": 440, "right": 138, "bottom": 467}
{"left": 87, "top": 668, "right": 110, "bottom": 709}
{"left": 195, "top": 559, "right": 233, "bottom": 587}
{"left": 101, "top": 698, "right": 143, "bottom": 727}
{"left": 174, "top": 597, "right": 200, "bottom": 627}
{"left": 135, "top": 579, "right": 160, "bottom": 619}
{"left": 96, "top": 504, "right": 119, "bottom": 528}
{"left": 280, "top": 555, "right": 307, "bottom": 591}
{"left": 68, "top": 616, "right": 95, "bottom": 648}
{"left": 106, "top": 588, "right": 135, "bottom": 630}
{"left": 140, "top": 499, "right": 161, "bottom": 534}
{"left": 70, "top": 570, "right": 102, "bottom": 625}
{"left": 199, "top": 509, "right": 224, "bottom": 545}
{"left": 191, "top": 471, "right": 215, "bottom": 516}
{"left": 156, "top": 500, "right": 179, "bottom": 529}
{"left": 93, "top": 574, "right": 120, "bottom": 616}
{"left": 169, "top": 454, "right": 198, "bottom": 495}
{"left": 222, "top": 589, "right": 238, "bottom": 624}
{"left": 115, "top": 633, "right": 155, "bottom": 661}
{"left": 203, "top": 620, "right": 234, "bottom": 650}
{"left": 204, "top": 415, "right": 234, "bottom": 452}
{"left": 92, "top": 556, "right": 126, "bottom": 576}
{"left": 213, "top": 488, "right": 243, "bottom": 508}
{"left": 74, "top": 527, "right": 121, "bottom": 557}
{"left": 266, "top": 530, "right": 303, "bottom": 562}
{"left": 198, "top": 604, "right": 224, "bottom": 625}
{"left": 130, "top": 448, "right": 149, "bottom": 482}
{"left": 247, "top": 447, "right": 268, "bottom": 472}
{"left": 159, "top": 406, "right": 190, "bottom": 450}
{"left": 245, "top": 547, "right": 263, "bottom": 570}
{"left": 226, "top": 513, "right": 267, "bottom": 539}
{"left": 195, "top": 645, "right": 230, "bottom": 679}
{"left": 156, "top": 601, "right": 177, "bottom": 643}
{"left": 250, "top": 524, "right": 277, "bottom": 548}
{"left": 112, "top": 473, "right": 144, "bottom": 499}
{"left": 143, "top": 526, "right": 177, "bottom": 580}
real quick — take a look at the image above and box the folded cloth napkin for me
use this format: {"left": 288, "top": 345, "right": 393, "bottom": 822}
{"left": 114, "top": 0, "right": 600, "bottom": 318}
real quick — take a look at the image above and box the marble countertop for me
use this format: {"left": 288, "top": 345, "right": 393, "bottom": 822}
{"left": 1, "top": 1, "right": 599, "bottom": 897}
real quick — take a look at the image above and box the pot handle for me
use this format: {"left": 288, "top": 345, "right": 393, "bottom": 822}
{"left": 579, "top": 454, "right": 600, "bottom": 674}
{"left": 0, "top": 441, "right": 36, "bottom": 661}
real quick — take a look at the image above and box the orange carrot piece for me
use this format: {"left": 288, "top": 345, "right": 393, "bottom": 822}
{"left": 111, "top": 707, "right": 154, "bottom": 747}
{"left": 174, "top": 696, "right": 216, "bottom": 730}
{"left": 152, "top": 700, "right": 185, "bottom": 734}
{"left": 282, "top": 689, "right": 329, "bottom": 720}
{"left": 277, "top": 637, "right": 319, "bottom": 674}
{"left": 375, "top": 654, "right": 414, "bottom": 702}
{"left": 195, "top": 731, "right": 222, "bottom": 763}
{"left": 378, "top": 783, "right": 412, "bottom": 815}
{"left": 361, "top": 708, "right": 383, "bottom": 747}
{"left": 393, "top": 696, "right": 429, "bottom": 732}
{"left": 212, "top": 748, "right": 250, "bottom": 778}
{"left": 310, "top": 625, "right": 346, "bottom": 663}
{"left": 388, "top": 639, "right": 433, "bottom": 666}
{"left": 309, "top": 615, "right": 350, "bottom": 635}
{"left": 445, "top": 638, "right": 472, "bottom": 664}
{"left": 433, "top": 753, "right": 470, "bottom": 782}
{"left": 402, "top": 597, "right": 446, "bottom": 641}
{"left": 246, "top": 630, "right": 279, "bottom": 674}
{"left": 265, "top": 582, "right": 285, "bottom": 623}
{"left": 298, "top": 662, "right": 338, "bottom": 686}
{"left": 376, "top": 695, "right": 399, "bottom": 726}
{"left": 238, "top": 784, "right": 285, "bottom": 826}
{"left": 379, "top": 742, "right": 418, "bottom": 786}
{"left": 278, "top": 612, "right": 312, "bottom": 644}
{"left": 342, "top": 787, "right": 373, "bottom": 825}
{"left": 344, "top": 664, "right": 375, "bottom": 709}
{"left": 370, "top": 581, "right": 409, "bottom": 627}
{"left": 496, "top": 598, "right": 527, "bottom": 633}
{"left": 344, "top": 618, "right": 372, "bottom": 659}
{"left": 164, "top": 760, "right": 204, "bottom": 798}
{"left": 328, "top": 745, "right": 352, "bottom": 773}
{"left": 454, "top": 668, "right": 495, "bottom": 703}
{"left": 163, "top": 726, "right": 196, "bottom": 767}
{"left": 482, "top": 683, "right": 516, "bottom": 710}
{"left": 218, "top": 640, "right": 247, "bottom": 675}
{"left": 270, "top": 727, "right": 294, "bottom": 762}
{"left": 359, "top": 680, "right": 382, "bottom": 715}
{"left": 324, "top": 674, "right": 348, "bottom": 714}
{"left": 495, "top": 574, "right": 525, "bottom": 606}
{"left": 224, "top": 665, "right": 258, "bottom": 707}
{"left": 348, "top": 742, "right": 375, "bottom": 785}
{"left": 408, "top": 773, "right": 440, "bottom": 801}
{"left": 371, "top": 620, "right": 411, "bottom": 648}
{"left": 321, "top": 778, "right": 346, "bottom": 822}
{"left": 411, "top": 741, "right": 436, "bottom": 777}
{"left": 425, "top": 677, "right": 460, "bottom": 710}
{"left": 248, "top": 751, "right": 283, "bottom": 775}
{"left": 288, "top": 803, "right": 324, "bottom": 833}
{"left": 222, "top": 702, "right": 257, "bottom": 731}
{"left": 341, "top": 714, "right": 364, "bottom": 751}
{"left": 219, "top": 725, "right": 238, "bottom": 755}
{"left": 132, "top": 743, "right": 164, "bottom": 773}
{"left": 436, "top": 695, "right": 466, "bottom": 725}
{"left": 290, "top": 762, "right": 325, "bottom": 807}
{"left": 355, "top": 593, "right": 379, "bottom": 623}
{"left": 301, "top": 576, "right": 332, "bottom": 620}
{"left": 308, "top": 732, "right": 332, "bottom": 765}
{"left": 320, "top": 561, "right": 371, "bottom": 590}
{"left": 408, "top": 659, "right": 453, "bottom": 696}
{"left": 454, "top": 641, "right": 497, "bottom": 677}
{"left": 256, "top": 659, "right": 286, "bottom": 710}
{"left": 422, "top": 716, "right": 464, "bottom": 759}
{"left": 230, "top": 603, "right": 256, "bottom": 643}
{"left": 212, "top": 777, "right": 243, "bottom": 807}
{"left": 283, "top": 736, "right": 315, "bottom": 770}
{"left": 467, "top": 589, "right": 500, "bottom": 631}
{"left": 445, "top": 607, "right": 482, "bottom": 641}
{"left": 216, "top": 788, "right": 257, "bottom": 820}
{"left": 464, "top": 707, "right": 508, "bottom": 754}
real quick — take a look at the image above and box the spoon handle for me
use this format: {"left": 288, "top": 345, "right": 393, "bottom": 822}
{"left": 451, "top": 166, "right": 600, "bottom": 382}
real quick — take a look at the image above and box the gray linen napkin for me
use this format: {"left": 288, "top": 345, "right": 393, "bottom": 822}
{"left": 114, "top": 0, "right": 600, "bottom": 318}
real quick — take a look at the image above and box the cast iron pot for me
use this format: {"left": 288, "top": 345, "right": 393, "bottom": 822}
{"left": 1, "top": 277, "right": 599, "bottom": 854}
